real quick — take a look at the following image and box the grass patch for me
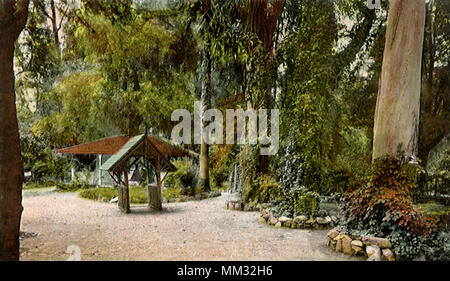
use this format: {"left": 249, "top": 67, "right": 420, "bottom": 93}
{"left": 79, "top": 186, "right": 148, "bottom": 204}
{"left": 23, "top": 181, "right": 55, "bottom": 190}
{"left": 417, "top": 201, "right": 450, "bottom": 229}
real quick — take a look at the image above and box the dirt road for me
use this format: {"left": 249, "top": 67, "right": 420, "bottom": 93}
{"left": 20, "top": 191, "right": 359, "bottom": 261}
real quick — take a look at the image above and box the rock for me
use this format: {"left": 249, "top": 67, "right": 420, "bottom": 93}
{"left": 327, "top": 227, "right": 341, "bottom": 239}
{"left": 366, "top": 245, "right": 381, "bottom": 261}
{"left": 382, "top": 249, "right": 395, "bottom": 261}
{"left": 263, "top": 213, "right": 271, "bottom": 219}
{"left": 278, "top": 216, "right": 291, "bottom": 223}
{"left": 352, "top": 245, "right": 365, "bottom": 256}
{"left": 329, "top": 239, "right": 337, "bottom": 251}
{"left": 342, "top": 236, "right": 353, "bottom": 255}
{"left": 234, "top": 203, "right": 242, "bottom": 211}
{"left": 351, "top": 240, "right": 363, "bottom": 248}
{"left": 316, "top": 217, "right": 327, "bottom": 225}
{"left": 325, "top": 216, "right": 332, "bottom": 223}
{"left": 335, "top": 239, "right": 343, "bottom": 252}
{"left": 269, "top": 217, "right": 278, "bottom": 225}
{"left": 294, "top": 215, "right": 308, "bottom": 223}
{"left": 334, "top": 233, "right": 351, "bottom": 241}
{"left": 290, "top": 223, "right": 297, "bottom": 229}
{"left": 275, "top": 222, "right": 282, "bottom": 228}
{"left": 362, "top": 236, "right": 392, "bottom": 249}
{"left": 259, "top": 217, "right": 267, "bottom": 224}
{"left": 305, "top": 218, "right": 316, "bottom": 225}
{"left": 331, "top": 216, "right": 338, "bottom": 223}
{"left": 351, "top": 240, "right": 365, "bottom": 256}
{"left": 278, "top": 216, "right": 291, "bottom": 227}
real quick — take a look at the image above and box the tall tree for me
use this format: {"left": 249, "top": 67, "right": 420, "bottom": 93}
{"left": 373, "top": 0, "right": 426, "bottom": 162}
{"left": 0, "top": 0, "right": 29, "bottom": 261}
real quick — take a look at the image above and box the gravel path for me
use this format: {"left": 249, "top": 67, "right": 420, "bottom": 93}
{"left": 19, "top": 191, "right": 360, "bottom": 261}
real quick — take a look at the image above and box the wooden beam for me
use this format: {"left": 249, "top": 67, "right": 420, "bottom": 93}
{"left": 146, "top": 138, "right": 176, "bottom": 172}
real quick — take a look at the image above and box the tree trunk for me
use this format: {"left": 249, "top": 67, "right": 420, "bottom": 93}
{"left": 200, "top": 38, "right": 212, "bottom": 193}
{"left": 0, "top": 0, "right": 29, "bottom": 261}
{"left": 372, "top": 0, "right": 426, "bottom": 162}
{"left": 49, "top": 0, "right": 61, "bottom": 56}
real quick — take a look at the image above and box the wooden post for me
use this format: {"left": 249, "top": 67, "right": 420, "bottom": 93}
{"left": 155, "top": 156, "right": 162, "bottom": 210}
{"left": 71, "top": 166, "right": 75, "bottom": 183}
{"left": 98, "top": 154, "right": 102, "bottom": 186}
{"left": 148, "top": 157, "right": 163, "bottom": 211}
{"left": 147, "top": 185, "right": 160, "bottom": 211}
{"left": 118, "top": 169, "right": 130, "bottom": 214}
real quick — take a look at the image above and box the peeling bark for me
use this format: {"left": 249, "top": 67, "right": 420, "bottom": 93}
{"left": 373, "top": 0, "right": 426, "bottom": 162}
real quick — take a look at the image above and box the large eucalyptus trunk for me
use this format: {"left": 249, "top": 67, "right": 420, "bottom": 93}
{"left": 373, "top": 0, "right": 426, "bottom": 162}
{"left": 0, "top": 0, "right": 29, "bottom": 261}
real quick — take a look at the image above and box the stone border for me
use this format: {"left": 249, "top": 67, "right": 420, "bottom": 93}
{"left": 224, "top": 200, "right": 262, "bottom": 212}
{"left": 166, "top": 191, "right": 222, "bottom": 203}
{"left": 327, "top": 227, "right": 395, "bottom": 261}
{"left": 225, "top": 200, "right": 337, "bottom": 229}
{"left": 260, "top": 208, "right": 337, "bottom": 230}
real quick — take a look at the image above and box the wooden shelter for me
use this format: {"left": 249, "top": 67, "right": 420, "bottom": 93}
{"left": 57, "top": 134, "right": 196, "bottom": 213}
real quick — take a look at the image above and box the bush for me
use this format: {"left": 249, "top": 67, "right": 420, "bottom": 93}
{"left": 242, "top": 174, "right": 283, "bottom": 204}
{"left": 339, "top": 157, "right": 450, "bottom": 260}
{"left": 210, "top": 144, "right": 235, "bottom": 187}
{"left": 23, "top": 181, "right": 55, "bottom": 190}
{"left": 272, "top": 187, "right": 320, "bottom": 218}
{"left": 79, "top": 186, "right": 148, "bottom": 204}
{"left": 79, "top": 187, "right": 117, "bottom": 202}
{"left": 179, "top": 165, "right": 198, "bottom": 196}
{"left": 162, "top": 186, "right": 181, "bottom": 201}
{"left": 164, "top": 159, "right": 198, "bottom": 196}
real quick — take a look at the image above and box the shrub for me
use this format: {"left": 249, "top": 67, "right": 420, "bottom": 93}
{"left": 179, "top": 165, "right": 198, "bottom": 196}
{"left": 339, "top": 157, "right": 450, "bottom": 260}
{"left": 79, "top": 187, "right": 148, "bottom": 204}
{"left": 162, "top": 186, "right": 181, "bottom": 201}
{"left": 164, "top": 159, "right": 198, "bottom": 196}
{"left": 210, "top": 144, "right": 235, "bottom": 187}
{"left": 273, "top": 187, "right": 320, "bottom": 218}
{"left": 242, "top": 173, "right": 283, "bottom": 204}
{"left": 23, "top": 181, "right": 55, "bottom": 190}
{"left": 341, "top": 157, "right": 432, "bottom": 236}
{"left": 79, "top": 187, "right": 117, "bottom": 202}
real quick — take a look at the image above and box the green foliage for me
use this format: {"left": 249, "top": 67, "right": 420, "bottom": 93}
{"left": 240, "top": 145, "right": 282, "bottom": 204}
{"left": 23, "top": 181, "right": 55, "bottom": 190}
{"left": 164, "top": 159, "right": 199, "bottom": 196}
{"left": 339, "top": 157, "right": 450, "bottom": 261}
{"left": 79, "top": 186, "right": 148, "bottom": 204}
{"left": 272, "top": 187, "right": 320, "bottom": 218}
{"left": 162, "top": 186, "right": 181, "bottom": 202}
{"left": 341, "top": 158, "right": 432, "bottom": 235}
{"left": 417, "top": 202, "right": 450, "bottom": 229}
{"left": 210, "top": 144, "right": 235, "bottom": 187}
{"left": 242, "top": 173, "right": 282, "bottom": 204}
{"left": 276, "top": 134, "right": 303, "bottom": 192}
{"left": 23, "top": 141, "right": 69, "bottom": 182}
